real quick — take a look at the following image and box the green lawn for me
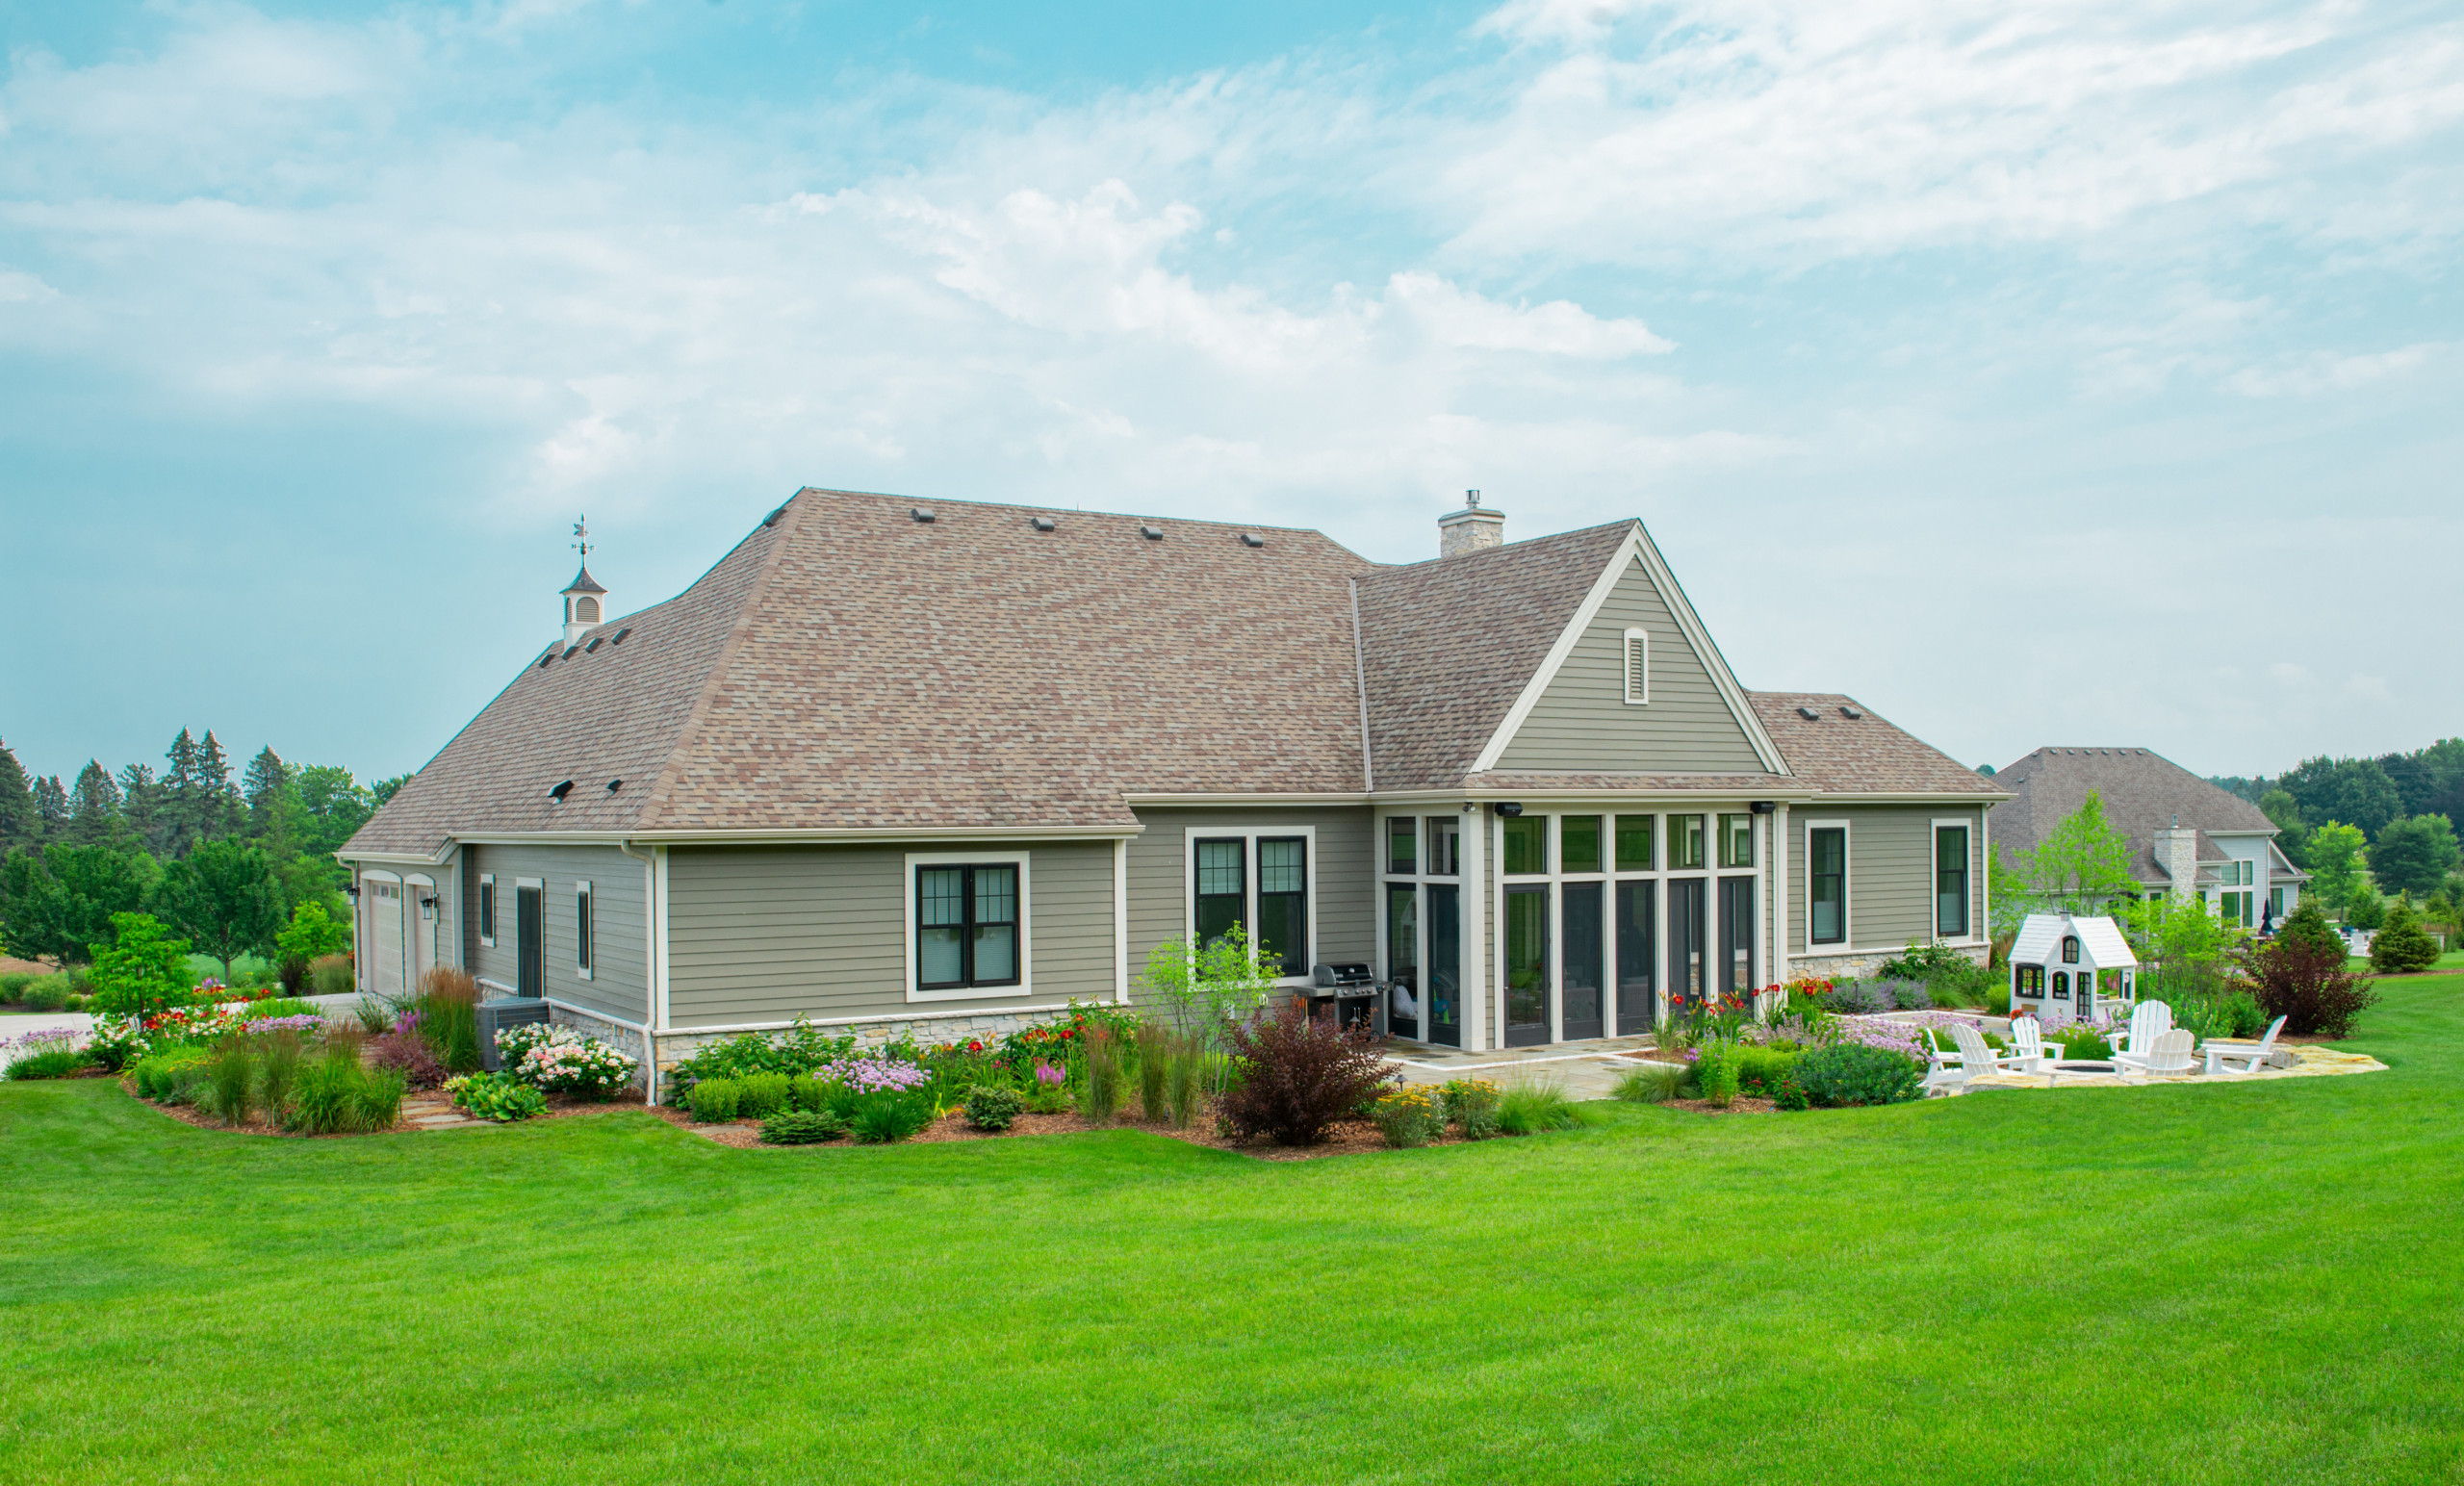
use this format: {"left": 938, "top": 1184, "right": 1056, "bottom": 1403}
{"left": 5, "top": 983, "right": 2462, "bottom": 1484}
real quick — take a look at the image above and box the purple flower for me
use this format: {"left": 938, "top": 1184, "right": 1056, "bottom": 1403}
{"left": 1034, "top": 1061, "right": 1066, "bottom": 1087}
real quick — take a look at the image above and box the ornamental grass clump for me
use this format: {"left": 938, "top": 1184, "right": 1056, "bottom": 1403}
{"left": 1440, "top": 1077, "right": 1502, "bottom": 1138}
{"left": 289, "top": 1047, "right": 406, "bottom": 1135}
{"left": 3, "top": 1028, "right": 96, "bottom": 1081}
{"left": 1136, "top": 1020, "right": 1170, "bottom": 1121}
{"left": 963, "top": 1084, "right": 1025, "bottom": 1131}
{"left": 850, "top": 1090, "right": 934, "bottom": 1143}
{"left": 413, "top": 966, "right": 482, "bottom": 1073}
{"left": 759, "top": 1109, "right": 848, "bottom": 1144}
{"left": 201, "top": 1037, "right": 256, "bottom": 1126}
{"left": 257, "top": 1030, "right": 303, "bottom": 1116}
{"left": 1218, "top": 1000, "right": 1399, "bottom": 1147}
{"left": 1165, "top": 1038, "right": 1201, "bottom": 1128}
{"left": 1372, "top": 1087, "right": 1445, "bottom": 1148}
{"left": 1496, "top": 1076, "right": 1589, "bottom": 1135}
{"left": 1079, "top": 1026, "right": 1124, "bottom": 1121}
{"left": 1611, "top": 1063, "right": 1686, "bottom": 1105}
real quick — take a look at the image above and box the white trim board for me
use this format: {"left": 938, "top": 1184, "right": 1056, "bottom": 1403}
{"left": 1469, "top": 526, "right": 1791, "bottom": 778}
{"left": 903, "top": 849, "right": 1035, "bottom": 1005}
{"left": 1180, "top": 825, "right": 1320, "bottom": 988}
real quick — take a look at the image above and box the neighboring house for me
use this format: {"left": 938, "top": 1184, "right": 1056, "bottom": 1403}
{"left": 340, "top": 489, "right": 2003, "bottom": 1092}
{"left": 1988, "top": 747, "right": 2308, "bottom": 928}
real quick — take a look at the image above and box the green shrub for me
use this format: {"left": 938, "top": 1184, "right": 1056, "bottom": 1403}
{"left": 1731, "top": 1043, "right": 1801, "bottom": 1097}
{"left": 688, "top": 1078, "right": 743, "bottom": 1123}
{"left": 661, "top": 1020, "right": 860, "bottom": 1106}
{"left": 242, "top": 998, "right": 318, "bottom": 1021}
{"left": 758, "top": 1109, "right": 848, "bottom": 1145}
{"left": 1986, "top": 981, "right": 2012, "bottom": 1015}
{"left": 735, "top": 1071, "right": 791, "bottom": 1119}
{"left": 850, "top": 1090, "right": 935, "bottom": 1143}
{"left": 1611, "top": 1063, "right": 1686, "bottom": 1104}
{"left": 21, "top": 977, "right": 70, "bottom": 1012}
{"left": 87, "top": 913, "right": 197, "bottom": 1016}
{"left": 963, "top": 1084, "right": 1026, "bottom": 1132}
{"left": 2052, "top": 1023, "right": 2113, "bottom": 1061}
{"left": 1496, "top": 1077, "right": 1590, "bottom": 1135}
{"left": 2369, "top": 899, "right": 2441, "bottom": 974}
{"left": 785, "top": 1075, "right": 830, "bottom": 1113}
{"left": 64, "top": 993, "right": 89, "bottom": 1012}
{"left": 1440, "top": 1077, "right": 1503, "bottom": 1137}
{"left": 0, "top": 971, "right": 33, "bottom": 1002}
{"left": 133, "top": 1049, "right": 213, "bottom": 1101}
{"left": 448, "top": 1072, "right": 547, "bottom": 1122}
{"left": 1793, "top": 1042, "right": 1923, "bottom": 1107}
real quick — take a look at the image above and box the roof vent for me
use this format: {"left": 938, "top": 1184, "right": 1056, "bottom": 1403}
{"left": 1839, "top": 705, "right": 1863, "bottom": 720}
{"left": 537, "top": 653, "right": 555, "bottom": 669}
{"left": 605, "top": 779, "right": 623, "bottom": 794}
{"left": 911, "top": 507, "right": 935, "bottom": 523}
{"left": 611, "top": 628, "right": 630, "bottom": 645}
{"left": 761, "top": 504, "right": 787, "bottom": 528}
{"left": 1141, "top": 525, "right": 1164, "bottom": 541}
{"left": 1032, "top": 516, "right": 1057, "bottom": 531}
{"left": 1241, "top": 532, "right": 1265, "bottom": 548}
{"left": 1796, "top": 705, "right": 1820, "bottom": 721}
{"left": 549, "top": 780, "right": 575, "bottom": 803}
{"left": 562, "top": 645, "right": 581, "bottom": 659}
{"left": 585, "top": 637, "right": 603, "bottom": 653}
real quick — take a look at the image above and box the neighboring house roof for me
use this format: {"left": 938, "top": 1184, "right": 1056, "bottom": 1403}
{"left": 1355, "top": 522, "right": 1639, "bottom": 791}
{"left": 1749, "top": 693, "right": 2004, "bottom": 798}
{"left": 345, "top": 488, "right": 2003, "bottom": 858}
{"left": 1987, "top": 746, "right": 2305, "bottom": 884}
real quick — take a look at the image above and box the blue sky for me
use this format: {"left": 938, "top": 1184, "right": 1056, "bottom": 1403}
{"left": 3, "top": 0, "right": 2459, "bottom": 791}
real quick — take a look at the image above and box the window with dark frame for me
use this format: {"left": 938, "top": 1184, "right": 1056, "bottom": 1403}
{"left": 479, "top": 877, "right": 497, "bottom": 943}
{"left": 1935, "top": 826, "right": 1970, "bottom": 937}
{"left": 1614, "top": 814, "right": 1655, "bottom": 871}
{"left": 1194, "top": 839, "right": 1246, "bottom": 954}
{"left": 916, "top": 863, "right": 1021, "bottom": 991}
{"left": 576, "top": 884, "right": 593, "bottom": 974}
{"left": 1809, "top": 827, "right": 1846, "bottom": 944}
{"left": 1256, "top": 837, "right": 1308, "bottom": 978}
{"left": 2062, "top": 935, "right": 2081, "bottom": 963}
{"left": 1387, "top": 817, "right": 1417, "bottom": 875}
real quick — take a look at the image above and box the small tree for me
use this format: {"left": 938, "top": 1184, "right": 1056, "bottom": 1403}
{"left": 87, "top": 911, "right": 198, "bottom": 1015}
{"left": 2345, "top": 883, "right": 2387, "bottom": 932}
{"left": 2305, "top": 822, "right": 2368, "bottom": 915}
{"left": 2273, "top": 899, "right": 2345, "bottom": 961}
{"left": 2122, "top": 893, "right": 2246, "bottom": 1001}
{"left": 274, "top": 901, "right": 352, "bottom": 964}
{"left": 2237, "top": 934, "right": 2375, "bottom": 1038}
{"left": 150, "top": 837, "right": 284, "bottom": 979}
{"left": 1217, "top": 999, "right": 1399, "bottom": 1146}
{"left": 2368, "top": 815, "right": 2462, "bottom": 898}
{"left": 2369, "top": 898, "right": 2441, "bottom": 974}
{"left": 2012, "top": 790, "right": 2141, "bottom": 914}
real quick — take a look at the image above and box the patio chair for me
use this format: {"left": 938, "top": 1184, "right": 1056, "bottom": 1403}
{"left": 2114, "top": 1027, "right": 2194, "bottom": 1079}
{"left": 1923, "top": 1023, "right": 2015, "bottom": 1096}
{"left": 2114, "top": 1000, "right": 2173, "bottom": 1058}
{"left": 2203, "top": 1016, "right": 2290, "bottom": 1076}
{"left": 2007, "top": 1017, "right": 2060, "bottom": 1075}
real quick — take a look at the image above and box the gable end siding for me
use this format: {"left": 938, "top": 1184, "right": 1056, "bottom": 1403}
{"left": 1497, "top": 558, "right": 1766, "bottom": 775}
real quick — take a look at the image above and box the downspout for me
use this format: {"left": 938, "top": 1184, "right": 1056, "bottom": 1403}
{"left": 618, "top": 839, "right": 659, "bottom": 1105}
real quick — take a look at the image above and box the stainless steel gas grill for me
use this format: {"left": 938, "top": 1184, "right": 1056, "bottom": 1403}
{"left": 1306, "top": 962, "right": 1382, "bottom": 1035}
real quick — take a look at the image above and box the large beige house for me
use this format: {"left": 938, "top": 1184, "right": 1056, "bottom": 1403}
{"left": 340, "top": 488, "right": 2003, "bottom": 1092}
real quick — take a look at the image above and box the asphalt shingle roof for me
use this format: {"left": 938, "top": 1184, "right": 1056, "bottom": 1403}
{"left": 1749, "top": 693, "right": 2007, "bottom": 798}
{"left": 1986, "top": 746, "right": 2292, "bottom": 884}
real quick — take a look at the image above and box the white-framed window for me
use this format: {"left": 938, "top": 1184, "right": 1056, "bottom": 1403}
{"left": 1931, "top": 818, "right": 1973, "bottom": 940}
{"left": 904, "top": 850, "right": 1032, "bottom": 1002}
{"left": 1183, "top": 828, "right": 1316, "bottom": 984}
{"left": 575, "top": 880, "right": 594, "bottom": 980}
{"left": 1806, "top": 819, "right": 1850, "bottom": 946}
{"left": 478, "top": 873, "right": 497, "bottom": 947}
{"left": 1622, "top": 626, "right": 1649, "bottom": 705}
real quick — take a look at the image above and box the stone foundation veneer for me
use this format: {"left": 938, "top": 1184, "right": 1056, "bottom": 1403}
{"left": 1788, "top": 944, "right": 1989, "bottom": 983}
{"left": 547, "top": 1003, "right": 655, "bottom": 1094}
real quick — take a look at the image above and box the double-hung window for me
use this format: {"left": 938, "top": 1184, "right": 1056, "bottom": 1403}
{"left": 1809, "top": 827, "right": 1846, "bottom": 945}
{"left": 1935, "top": 825, "right": 1970, "bottom": 938}
{"left": 1256, "top": 839, "right": 1308, "bottom": 978}
{"left": 916, "top": 863, "right": 1021, "bottom": 992}
{"left": 1191, "top": 834, "right": 1311, "bottom": 979}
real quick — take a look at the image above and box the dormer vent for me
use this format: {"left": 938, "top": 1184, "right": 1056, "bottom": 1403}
{"left": 585, "top": 637, "right": 603, "bottom": 653}
{"left": 1032, "top": 516, "right": 1057, "bottom": 531}
{"left": 611, "top": 628, "right": 630, "bottom": 645}
{"left": 549, "top": 780, "right": 575, "bottom": 802}
{"left": 761, "top": 504, "right": 787, "bottom": 527}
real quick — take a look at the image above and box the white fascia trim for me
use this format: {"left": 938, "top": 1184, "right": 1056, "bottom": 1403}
{"left": 1123, "top": 793, "right": 1369, "bottom": 807}
{"left": 454, "top": 825, "right": 1141, "bottom": 845}
{"left": 904, "top": 849, "right": 1034, "bottom": 1004}
{"left": 1800, "top": 791, "right": 2011, "bottom": 806}
{"left": 1451, "top": 786, "right": 1818, "bottom": 805}
{"left": 1469, "top": 527, "right": 1791, "bottom": 777}
{"left": 660, "top": 1003, "right": 1088, "bottom": 1038}
{"left": 338, "top": 847, "right": 458, "bottom": 866}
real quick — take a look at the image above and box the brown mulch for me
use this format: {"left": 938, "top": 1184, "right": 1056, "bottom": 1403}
{"left": 1657, "top": 1095, "right": 1778, "bottom": 1116}
{"left": 645, "top": 1099, "right": 1480, "bottom": 1162}
{"left": 120, "top": 1077, "right": 645, "bottom": 1138}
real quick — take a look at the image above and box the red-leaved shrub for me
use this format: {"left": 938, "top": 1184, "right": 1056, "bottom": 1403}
{"left": 371, "top": 1029, "right": 445, "bottom": 1089}
{"left": 2238, "top": 935, "right": 2377, "bottom": 1038}
{"left": 1218, "top": 999, "right": 1399, "bottom": 1146}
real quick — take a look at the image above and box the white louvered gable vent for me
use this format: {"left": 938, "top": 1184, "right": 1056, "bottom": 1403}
{"left": 1622, "top": 627, "right": 1649, "bottom": 705}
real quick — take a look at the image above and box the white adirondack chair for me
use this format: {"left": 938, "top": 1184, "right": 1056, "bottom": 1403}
{"left": 2007, "top": 1017, "right": 2061, "bottom": 1074}
{"left": 2114, "top": 1000, "right": 2172, "bottom": 1058}
{"left": 2203, "top": 1016, "right": 2289, "bottom": 1076}
{"left": 2115, "top": 1026, "right": 2194, "bottom": 1079}
{"left": 1923, "top": 1022, "right": 2015, "bottom": 1095}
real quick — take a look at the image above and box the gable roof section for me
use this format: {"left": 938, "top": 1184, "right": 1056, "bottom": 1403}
{"left": 347, "top": 490, "right": 1377, "bottom": 854}
{"left": 1750, "top": 693, "right": 2005, "bottom": 798}
{"left": 1352, "top": 523, "right": 1634, "bottom": 790}
{"left": 1987, "top": 746, "right": 2278, "bottom": 884}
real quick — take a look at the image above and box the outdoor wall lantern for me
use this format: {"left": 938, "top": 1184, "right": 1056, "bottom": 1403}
{"left": 420, "top": 896, "right": 437, "bottom": 923}
{"left": 1494, "top": 802, "right": 1525, "bottom": 817}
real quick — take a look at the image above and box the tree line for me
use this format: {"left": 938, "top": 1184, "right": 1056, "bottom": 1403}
{"left": 2210, "top": 739, "right": 2464, "bottom": 908}
{"left": 0, "top": 730, "right": 409, "bottom": 976}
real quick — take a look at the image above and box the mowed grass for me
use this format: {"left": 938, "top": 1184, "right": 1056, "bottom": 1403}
{"left": 4, "top": 985, "right": 2462, "bottom": 1485}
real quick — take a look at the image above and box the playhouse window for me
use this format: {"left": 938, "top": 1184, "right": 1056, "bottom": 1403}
{"left": 2061, "top": 935, "right": 2081, "bottom": 964}
{"left": 2015, "top": 965, "right": 2043, "bottom": 997}
{"left": 2052, "top": 971, "right": 2070, "bottom": 999}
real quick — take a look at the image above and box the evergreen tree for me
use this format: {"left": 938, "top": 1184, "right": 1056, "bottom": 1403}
{"left": 243, "top": 747, "right": 291, "bottom": 819}
{"left": 66, "top": 761, "right": 124, "bottom": 845}
{"left": 2367, "top": 814, "right": 2462, "bottom": 898}
{"left": 244, "top": 746, "right": 301, "bottom": 864}
{"left": 163, "top": 729, "right": 204, "bottom": 857}
{"left": 0, "top": 738, "right": 35, "bottom": 851}
{"left": 195, "top": 730, "right": 243, "bottom": 840}
{"left": 2368, "top": 897, "right": 2440, "bottom": 974}
{"left": 2274, "top": 898, "right": 2347, "bottom": 961}
{"left": 33, "top": 775, "right": 68, "bottom": 841}
{"left": 116, "top": 763, "right": 170, "bottom": 858}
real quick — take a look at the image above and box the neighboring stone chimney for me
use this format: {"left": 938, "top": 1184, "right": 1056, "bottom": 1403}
{"left": 1439, "top": 490, "right": 1503, "bottom": 557}
{"left": 2154, "top": 816, "right": 2200, "bottom": 900}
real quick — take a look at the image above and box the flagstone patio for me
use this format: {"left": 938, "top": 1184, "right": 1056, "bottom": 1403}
{"left": 1961, "top": 1043, "right": 2387, "bottom": 1092}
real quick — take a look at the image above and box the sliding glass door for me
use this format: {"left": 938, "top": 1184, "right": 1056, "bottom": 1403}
{"left": 1719, "top": 876, "right": 1755, "bottom": 1002}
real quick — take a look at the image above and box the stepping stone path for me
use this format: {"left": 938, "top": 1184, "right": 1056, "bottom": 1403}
{"left": 401, "top": 1091, "right": 487, "bottom": 1130}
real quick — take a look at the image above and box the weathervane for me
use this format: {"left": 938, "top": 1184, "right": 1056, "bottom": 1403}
{"left": 573, "top": 514, "right": 591, "bottom": 564}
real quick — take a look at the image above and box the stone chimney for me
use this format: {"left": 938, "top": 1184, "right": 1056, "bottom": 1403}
{"left": 2154, "top": 815, "right": 2200, "bottom": 900}
{"left": 1439, "top": 490, "right": 1503, "bottom": 557}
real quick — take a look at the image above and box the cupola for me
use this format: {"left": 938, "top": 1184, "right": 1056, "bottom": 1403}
{"left": 560, "top": 514, "right": 608, "bottom": 646}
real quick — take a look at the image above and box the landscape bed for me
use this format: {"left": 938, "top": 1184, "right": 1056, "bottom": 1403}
{"left": 0, "top": 974, "right": 2457, "bottom": 1484}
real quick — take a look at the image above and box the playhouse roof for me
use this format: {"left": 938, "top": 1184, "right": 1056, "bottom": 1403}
{"left": 2012, "top": 913, "right": 2138, "bottom": 968}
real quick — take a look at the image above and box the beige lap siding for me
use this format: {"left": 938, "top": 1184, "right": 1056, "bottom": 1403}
{"left": 1123, "top": 806, "right": 1375, "bottom": 981}
{"left": 663, "top": 841, "right": 1117, "bottom": 1029}
{"left": 461, "top": 843, "right": 650, "bottom": 1025}
{"left": 1785, "top": 805, "right": 1985, "bottom": 959}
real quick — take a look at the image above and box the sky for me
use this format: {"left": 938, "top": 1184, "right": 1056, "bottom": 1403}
{"left": 2, "top": 0, "right": 2459, "bottom": 793}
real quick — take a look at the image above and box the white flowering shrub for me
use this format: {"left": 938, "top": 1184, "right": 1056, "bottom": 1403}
{"left": 495, "top": 1023, "right": 639, "bottom": 1099}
